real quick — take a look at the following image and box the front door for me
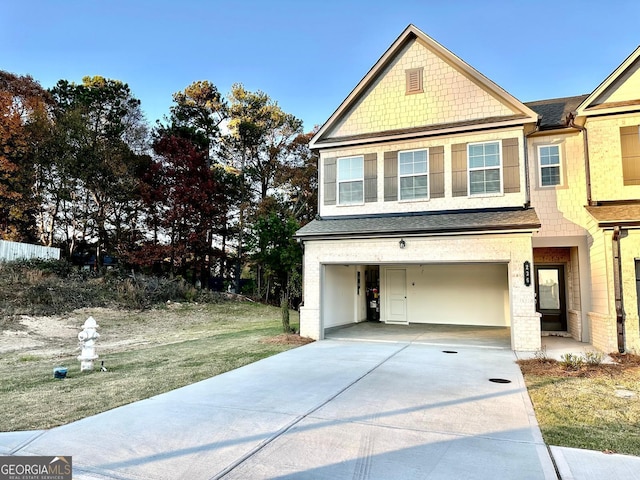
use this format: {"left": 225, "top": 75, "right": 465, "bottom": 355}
{"left": 535, "top": 265, "right": 567, "bottom": 331}
{"left": 386, "top": 268, "right": 407, "bottom": 324}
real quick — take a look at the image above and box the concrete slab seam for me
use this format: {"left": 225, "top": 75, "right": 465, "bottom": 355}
{"left": 211, "top": 343, "right": 411, "bottom": 480}
{"left": 9, "top": 430, "right": 48, "bottom": 455}
{"left": 546, "top": 445, "right": 564, "bottom": 480}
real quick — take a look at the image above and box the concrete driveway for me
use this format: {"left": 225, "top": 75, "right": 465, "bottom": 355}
{"left": 3, "top": 339, "right": 556, "bottom": 479}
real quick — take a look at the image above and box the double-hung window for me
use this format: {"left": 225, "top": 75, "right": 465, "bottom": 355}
{"left": 468, "top": 141, "right": 501, "bottom": 195}
{"left": 538, "top": 145, "right": 561, "bottom": 187}
{"left": 399, "top": 149, "right": 428, "bottom": 200}
{"left": 337, "top": 156, "right": 364, "bottom": 205}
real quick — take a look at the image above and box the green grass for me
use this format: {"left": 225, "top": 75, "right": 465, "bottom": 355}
{"left": 0, "top": 301, "right": 307, "bottom": 431}
{"left": 521, "top": 362, "right": 640, "bottom": 456}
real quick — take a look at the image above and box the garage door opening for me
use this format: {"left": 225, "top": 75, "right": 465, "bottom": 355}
{"left": 322, "top": 263, "right": 510, "bottom": 339}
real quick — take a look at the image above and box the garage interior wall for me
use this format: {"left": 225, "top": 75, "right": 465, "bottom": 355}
{"left": 397, "top": 263, "right": 510, "bottom": 327}
{"left": 323, "top": 265, "right": 359, "bottom": 328}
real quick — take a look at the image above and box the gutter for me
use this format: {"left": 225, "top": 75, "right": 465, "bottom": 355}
{"left": 612, "top": 226, "right": 626, "bottom": 353}
{"left": 568, "top": 114, "right": 593, "bottom": 206}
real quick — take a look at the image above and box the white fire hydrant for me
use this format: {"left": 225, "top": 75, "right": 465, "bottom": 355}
{"left": 78, "top": 316, "right": 100, "bottom": 372}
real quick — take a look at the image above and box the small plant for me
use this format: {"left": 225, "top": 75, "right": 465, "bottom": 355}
{"left": 582, "top": 351, "right": 604, "bottom": 366}
{"left": 560, "top": 353, "right": 584, "bottom": 370}
{"left": 533, "top": 345, "right": 549, "bottom": 361}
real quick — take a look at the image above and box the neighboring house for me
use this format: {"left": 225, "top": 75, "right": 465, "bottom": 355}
{"left": 295, "top": 24, "right": 640, "bottom": 353}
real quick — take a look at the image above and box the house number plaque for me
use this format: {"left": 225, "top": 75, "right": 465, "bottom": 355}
{"left": 524, "top": 261, "right": 531, "bottom": 287}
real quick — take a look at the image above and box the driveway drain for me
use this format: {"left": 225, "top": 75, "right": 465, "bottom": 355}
{"left": 489, "top": 378, "right": 511, "bottom": 384}
{"left": 442, "top": 350, "right": 458, "bottom": 354}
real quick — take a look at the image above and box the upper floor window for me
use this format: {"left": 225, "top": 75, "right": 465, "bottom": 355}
{"left": 337, "top": 156, "right": 364, "bottom": 204}
{"left": 621, "top": 125, "right": 640, "bottom": 186}
{"left": 468, "top": 141, "right": 502, "bottom": 195}
{"left": 399, "top": 149, "right": 428, "bottom": 200}
{"left": 538, "top": 145, "right": 562, "bottom": 187}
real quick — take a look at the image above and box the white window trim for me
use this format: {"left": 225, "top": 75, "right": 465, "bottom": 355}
{"left": 467, "top": 141, "right": 503, "bottom": 197}
{"left": 398, "top": 148, "right": 430, "bottom": 202}
{"left": 537, "top": 144, "right": 563, "bottom": 188}
{"left": 337, "top": 155, "right": 364, "bottom": 206}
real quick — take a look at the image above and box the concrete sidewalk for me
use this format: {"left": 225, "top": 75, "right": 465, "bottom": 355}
{"left": 0, "top": 339, "right": 637, "bottom": 479}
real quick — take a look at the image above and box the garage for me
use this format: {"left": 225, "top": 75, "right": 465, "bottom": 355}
{"left": 321, "top": 262, "right": 509, "bottom": 335}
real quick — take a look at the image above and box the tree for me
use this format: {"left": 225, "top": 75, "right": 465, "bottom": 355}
{"left": 275, "top": 129, "right": 319, "bottom": 226}
{"left": 49, "top": 76, "right": 149, "bottom": 261}
{"left": 141, "top": 133, "right": 231, "bottom": 285}
{"left": 250, "top": 207, "right": 302, "bottom": 332}
{"left": 224, "top": 84, "right": 304, "bottom": 293}
{"left": 0, "top": 71, "right": 53, "bottom": 241}
{"left": 169, "top": 81, "right": 227, "bottom": 163}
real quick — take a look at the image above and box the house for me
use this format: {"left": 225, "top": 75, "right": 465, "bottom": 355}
{"left": 295, "top": 24, "right": 640, "bottom": 353}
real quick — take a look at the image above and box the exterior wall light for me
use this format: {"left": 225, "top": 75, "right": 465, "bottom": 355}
{"left": 399, "top": 239, "right": 406, "bottom": 249}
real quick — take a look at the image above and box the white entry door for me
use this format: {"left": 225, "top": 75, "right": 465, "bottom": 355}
{"left": 386, "top": 268, "right": 407, "bottom": 323}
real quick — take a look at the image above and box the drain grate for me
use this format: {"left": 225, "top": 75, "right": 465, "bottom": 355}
{"left": 442, "top": 350, "right": 458, "bottom": 354}
{"left": 489, "top": 378, "right": 511, "bottom": 384}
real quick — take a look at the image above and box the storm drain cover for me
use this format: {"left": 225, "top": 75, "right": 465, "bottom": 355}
{"left": 442, "top": 350, "right": 458, "bottom": 354}
{"left": 489, "top": 378, "right": 511, "bottom": 384}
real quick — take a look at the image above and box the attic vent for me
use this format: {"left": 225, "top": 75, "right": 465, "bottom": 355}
{"left": 406, "top": 67, "right": 423, "bottom": 95}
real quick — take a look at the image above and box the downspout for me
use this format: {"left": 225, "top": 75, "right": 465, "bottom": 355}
{"left": 568, "top": 114, "right": 593, "bottom": 206}
{"left": 523, "top": 122, "right": 538, "bottom": 208}
{"left": 612, "top": 226, "right": 626, "bottom": 353}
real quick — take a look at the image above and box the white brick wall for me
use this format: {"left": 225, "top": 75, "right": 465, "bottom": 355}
{"left": 320, "top": 127, "right": 528, "bottom": 217}
{"left": 300, "top": 233, "right": 541, "bottom": 351}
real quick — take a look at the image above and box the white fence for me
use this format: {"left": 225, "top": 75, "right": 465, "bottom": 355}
{"left": 0, "top": 240, "right": 61, "bottom": 261}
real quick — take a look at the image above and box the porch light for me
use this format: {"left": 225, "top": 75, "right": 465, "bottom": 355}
{"left": 399, "top": 239, "right": 406, "bottom": 249}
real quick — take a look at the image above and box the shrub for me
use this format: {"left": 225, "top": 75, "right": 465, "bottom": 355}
{"left": 583, "top": 351, "right": 604, "bottom": 365}
{"left": 560, "top": 353, "right": 584, "bottom": 370}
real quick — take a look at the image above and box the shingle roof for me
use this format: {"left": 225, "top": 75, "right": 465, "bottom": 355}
{"left": 295, "top": 208, "right": 541, "bottom": 240}
{"left": 525, "top": 95, "right": 589, "bottom": 129}
{"left": 586, "top": 204, "right": 640, "bottom": 227}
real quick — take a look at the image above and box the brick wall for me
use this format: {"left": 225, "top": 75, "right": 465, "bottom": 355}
{"left": 319, "top": 127, "right": 527, "bottom": 217}
{"left": 300, "top": 233, "right": 541, "bottom": 351}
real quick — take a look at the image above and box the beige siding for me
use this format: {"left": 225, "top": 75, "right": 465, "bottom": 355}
{"left": 326, "top": 38, "right": 517, "bottom": 139}
{"left": 592, "top": 57, "right": 640, "bottom": 105}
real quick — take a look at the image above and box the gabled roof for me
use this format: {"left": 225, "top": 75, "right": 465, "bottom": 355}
{"left": 576, "top": 45, "right": 640, "bottom": 117}
{"left": 525, "top": 95, "right": 589, "bottom": 129}
{"left": 310, "top": 25, "right": 539, "bottom": 149}
{"left": 295, "top": 208, "right": 540, "bottom": 240}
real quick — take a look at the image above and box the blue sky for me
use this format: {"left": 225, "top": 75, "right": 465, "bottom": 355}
{"left": 2, "top": 0, "right": 639, "bottom": 132}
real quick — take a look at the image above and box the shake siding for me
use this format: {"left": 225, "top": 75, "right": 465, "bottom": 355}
{"left": 451, "top": 143, "right": 467, "bottom": 197}
{"left": 429, "top": 146, "right": 445, "bottom": 198}
{"left": 502, "top": 138, "right": 520, "bottom": 193}
{"left": 323, "top": 157, "right": 336, "bottom": 206}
